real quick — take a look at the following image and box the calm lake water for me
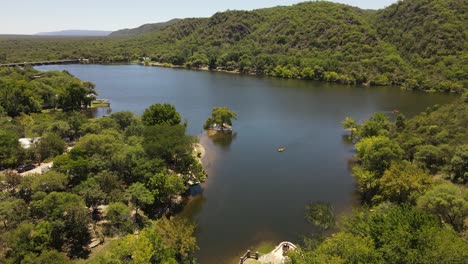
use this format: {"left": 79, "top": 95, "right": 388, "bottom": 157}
{"left": 37, "top": 64, "right": 455, "bottom": 263}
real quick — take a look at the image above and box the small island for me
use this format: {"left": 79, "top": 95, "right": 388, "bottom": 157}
{"left": 203, "top": 107, "right": 237, "bottom": 132}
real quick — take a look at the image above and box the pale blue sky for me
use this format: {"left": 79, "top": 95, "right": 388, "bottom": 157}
{"left": 1, "top": 0, "right": 397, "bottom": 34}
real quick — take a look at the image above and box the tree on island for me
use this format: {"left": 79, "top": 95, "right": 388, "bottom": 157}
{"left": 203, "top": 107, "right": 237, "bottom": 131}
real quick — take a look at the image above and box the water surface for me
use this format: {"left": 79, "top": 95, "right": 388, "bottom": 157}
{"left": 37, "top": 64, "right": 455, "bottom": 263}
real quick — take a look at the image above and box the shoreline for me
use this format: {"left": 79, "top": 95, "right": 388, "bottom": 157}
{"left": 35, "top": 62, "right": 462, "bottom": 94}
{"left": 147, "top": 61, "right": 246, "bottom": 76}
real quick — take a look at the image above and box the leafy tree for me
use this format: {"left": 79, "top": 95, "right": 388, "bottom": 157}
{"left": 145, "top": 170, "right": 185, "bottom": 205}
{"left": 417, "top": 182, "right": 468, "bottom": 232}
{"left": 31, "top": 171, "right": 68, "bottom": 193}
{"left": 302, "top": 232, "right": 381, "bottom": 264}
{"left": 56, "top": 80, "right": 95, "bottom": 111}
{"left": 103, "top": 231, "right": 154, "bottom": 264}
{"left": 126, "top": 183, "right": 154, "bottom": 216}
{"left": 73, "top": 177, "right": 107, "bottom": 210}
{"left": 110, "top": 111, "right": 140, "bottom": 130}
{"left": 355, "top": 136, "right": 404, "bottom": 176}
{"left": 414, "top": 145, "right": 445, "bottom": 174}
{"left": 29, "top": 191, "right": 91, "bottom": 257}
{"left": 141, "top": 103, "right": 181, "bottom": 126}
{"left": 0, "top": 197, "right": 28, "bottom": 229}
{"left": 0, "top": 170, "right": 22, "bottom": 194}
{"left": 203, "top": 107, "right": 237, "bottom": 130}
{"left": 3, "top": 222, "right": 38, "bottom": 263}
{"left": 343, "top": 203, "right": 468, "bottom": 263}
{"left": 35, "top": 133, "right": 65, "bottom": 162}
{"left": 143, "top": 124, "right": 193, "bottom": 168}
{"left": 21, "top": 250, "right": 71, "bottom": 264}
{"left": 152, "top": 217, "right": 198, "bottom": 263}
{"left": 352, "top": 166, "right": 379, "bottom": 203}
{"left": 359, "top": 113, "right": 390, "bottom": 138}
{"left": 377, "top": 162, "right": 433, "bottom": 204}
{"left": 395, "top": 113, "right": 407, "bottom": 131}
{"left": 449, "top": 145, "right": 468, "bottom": 183}
{"left": 95, "top": 171, "right": 125, "bottom": 203}
{"left": 105, "top": 202, "right": 133, "bottom": 235}
{"left": 342, "top": 117, "right": 359, "bottom": 140}
{"left": 0, "top": 130, "right": 20, "bottom": 168}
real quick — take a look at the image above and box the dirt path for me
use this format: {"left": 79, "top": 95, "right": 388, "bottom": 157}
{"left": 20, "top": 162, "right": 53, "bottom": 176}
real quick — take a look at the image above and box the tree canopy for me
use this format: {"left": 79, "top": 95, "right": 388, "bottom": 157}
{"left": 203, "top": 106, "right": 237, "bottom": 130}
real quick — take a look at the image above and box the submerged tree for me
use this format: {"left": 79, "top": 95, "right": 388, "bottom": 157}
{"left": 305, "top": 201, "right": 335, "bottom": 230}
{"left": 203, "top": 107, "right": 237, "bottom": 131}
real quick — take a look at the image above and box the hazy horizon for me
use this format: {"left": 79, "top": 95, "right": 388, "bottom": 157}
{"left": 2, "top": 0, "right": 397, "bottom": 35}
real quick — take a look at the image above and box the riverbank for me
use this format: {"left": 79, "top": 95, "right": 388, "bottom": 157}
{"left": 146, "top": 61, "right": 245, "bottom": 76}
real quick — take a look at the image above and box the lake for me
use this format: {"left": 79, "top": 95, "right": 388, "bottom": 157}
{"left": 36, "top": 64, "right": 455, "bottom": 263}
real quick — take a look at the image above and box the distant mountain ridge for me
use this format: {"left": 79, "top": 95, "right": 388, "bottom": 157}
{"left": 110, "top": 19, "right": 181, "bottom": 36}
{"left": 36, "top": 30, "right": 112, "bottom": 36}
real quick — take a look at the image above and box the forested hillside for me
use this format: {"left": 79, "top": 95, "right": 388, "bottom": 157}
{"left": 0, "top": 0, "right": 466, "bottom": 92}
{"left": 109, "top": 19, "right": 181, "bottom": 36}
{"left": 373, "top": 0, "right": 468, "bottom": 91}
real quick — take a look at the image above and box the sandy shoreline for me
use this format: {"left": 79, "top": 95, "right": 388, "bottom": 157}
{"left": 146, "top": 62, "right": 251, "bottom": 76}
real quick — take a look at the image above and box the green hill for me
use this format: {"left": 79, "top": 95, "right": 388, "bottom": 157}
{"left": 0, "top": 0, "right": 466, "bottom": 92}
{"left": 373, "top": 0, "right": 467, "bottom": 91}
{"left": 109, "top": 19, "right": 181, "bottom": 36}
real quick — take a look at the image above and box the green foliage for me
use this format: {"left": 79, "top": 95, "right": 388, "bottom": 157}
{"left": 110, "top": 111, "right": 140, "bottom": 130}
{"left": 417, "top": 182, "right": 468, "bottom": 232}
{"left": 141, "top": 103, "right": 181, "bottom": 126}
{"left": 0, "top": 68, "right": 96, "bottom": 117}
{"left": 126, "top": 182, "right": 154, "bottom": 215}
{"left": 30, "top": 171, "right": 68, "bottom": 193}
{"left": 21, "top": 250, "right": 71, "bottom": 264}
{"left": 145, "top": 170, "right": 185, "bottom": 205}
{"left": 0, "top": 130, "right": 20, "bottom": 168}
{"left": 0, "top": 197, "right": 28, "bottom": 229}
{"left": 143, "top": 124, "right": 194, "bottom": 170}
{"left": 35, "top": 133, "right": 65, "bottom": 162}
{"left": 355, "top": 136, "right": 404, "bottom": 176}
{"left": 342, "top": 204, "right": 467, "bottom": 263}
{"left": 97, "top": 217, "right": 198, "bottom": 263}
{"left": 0, "top": 77, "right": 202, "bottom": 263}
{"left": 450, "top": 145, "right": 468, "bottom": 182}
{"left": 374, "top": 0, "right": 467, "bottom": 92}
{"left": 73, "top": 177, "right": 107, "bottom": 210}
{"left": 359, "top": 113, "right": 390, "bottom": 138}
{"left": 203, "top": 106, "right": 237, "bottom": 130}
{"left": 330, "top": 99, "right": 468, "bottom": 263}
{"left": 394, "top": 101, "right": 468, "bottom": 180}
{"left": 377, "top": 162, "right": 433, "bottom": 204}
{"left": 105, "top": 202, "right": 133, "bottom": 235}
{"left": 293, "top": 204, "right": 468, "bottom": 263}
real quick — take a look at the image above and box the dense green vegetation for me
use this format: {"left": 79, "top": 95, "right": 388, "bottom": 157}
{"left": 0, "top": 67, "right": 96, "bottom": 117}
{"left": 203, "top": 107, "right": 237, "bottom": 130}
{"left": 289, "top": 98, "right": 468, "bottom": 263}
{"left": 109, "top": 19, "right": 181, "bottom": 36}
{"left": 0, "top": 69, "right": 204, "bottom": 263}
{"left": 0, "top": 0, "right": 466, "bottom": 92}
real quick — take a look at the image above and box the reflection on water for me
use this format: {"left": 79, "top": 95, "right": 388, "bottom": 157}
{"left": 178, "top": 194, "right": 206, "bottom": 222}
{"left": 206, "top": 130, "right": 238, "bottom": 149}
